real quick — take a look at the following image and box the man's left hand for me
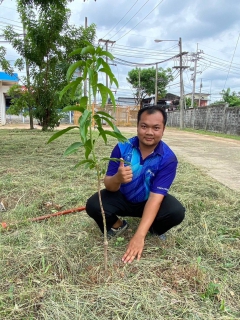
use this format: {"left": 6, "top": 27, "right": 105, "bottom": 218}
{"left": 122, "top": 234, "right": 144, "bottom": 263}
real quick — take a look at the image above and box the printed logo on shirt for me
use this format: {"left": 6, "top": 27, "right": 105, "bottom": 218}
{"left": 157, "top": 186, "right": 169, "bottom": 191}
{"left": 146, "top": 169, "right": 155, "bottom": 177}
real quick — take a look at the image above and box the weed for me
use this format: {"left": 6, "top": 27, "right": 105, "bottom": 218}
{"left": 114, "top": 237, "right": 125, "bottom": 246}
{"left": 201, "top": 282, "right": 220, "bottom": 300}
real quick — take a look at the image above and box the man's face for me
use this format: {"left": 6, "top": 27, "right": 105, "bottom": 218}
{"left": 137, "top": 111, "right": 165, "bottom": 149}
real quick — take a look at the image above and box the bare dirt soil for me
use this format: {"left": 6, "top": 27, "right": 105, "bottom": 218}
{"left": 1, "top": 123, "right": 240, "bottom": 192}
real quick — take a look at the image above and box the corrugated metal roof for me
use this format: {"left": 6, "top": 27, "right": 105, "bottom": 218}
{"left": 0, "top": 72, "right": 18, "bottom": 81}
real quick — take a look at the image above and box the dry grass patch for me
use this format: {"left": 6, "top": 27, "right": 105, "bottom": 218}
{"left": 0, "top": 129, "right": 239, "bottom": 319}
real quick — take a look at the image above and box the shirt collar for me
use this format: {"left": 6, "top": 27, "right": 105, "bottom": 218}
{"left": 130, "top": 136, "right": 164, "bottom": 156}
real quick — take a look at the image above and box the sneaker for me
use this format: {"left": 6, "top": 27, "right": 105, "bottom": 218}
{"left": 158, "top": 233, "right": 167, "bottom": 241}
{"left": 149, "top": 227, "right": 167, "bottom": 241}
{"left": 107, "top": 220, "right": 128, "bottom": 239}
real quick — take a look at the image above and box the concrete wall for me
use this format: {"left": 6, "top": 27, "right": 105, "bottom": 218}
{"left": 0, "top": 81, "right": 7, "bottom": 125}
{"left": 167, "top": 104, "right": 240, "bottom": 136}
{"left": 0, "top": 81, "right": 17, "bottom": 126}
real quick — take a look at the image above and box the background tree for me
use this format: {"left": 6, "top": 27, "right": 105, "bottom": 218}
{"left": 0, "top": 0, "right": 73, "bottom": 7}
{"left": 1, "top": 0, "right": 96, "bottom": 130}
{"left": 220, "top": 88, "right": 240, "bottom": 107}
{"left": 126, "top": 67, "right": 173, "bottom": 105}
{"left": 212, "top": 88, "right": 240, "bottom": 107}
{"left": 185, "top": 97, "right": 197, "bottom": 108}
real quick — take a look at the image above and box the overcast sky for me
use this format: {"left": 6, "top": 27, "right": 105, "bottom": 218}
{"left": 1, "top": 0, "right": 240, "bottom": 103}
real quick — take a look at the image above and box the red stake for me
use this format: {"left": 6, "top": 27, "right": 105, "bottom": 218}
{"left": 1, "top": 206, "right": 86, "bottom": 229}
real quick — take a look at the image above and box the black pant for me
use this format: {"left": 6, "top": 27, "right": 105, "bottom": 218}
{"left": 86, "top": 190, "right": 185, "bottom": 235}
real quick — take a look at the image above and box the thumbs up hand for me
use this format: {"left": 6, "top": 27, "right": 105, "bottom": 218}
{"left": 117, "top": 158, "right": 133, "bottom": 184}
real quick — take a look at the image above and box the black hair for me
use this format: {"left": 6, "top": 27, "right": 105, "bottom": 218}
{"left": 137, "top": 105, "right": 167, "bottom": 126}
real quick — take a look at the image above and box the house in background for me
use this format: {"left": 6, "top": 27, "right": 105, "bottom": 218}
{"left": 142, "top": 93, "right": 180, "bottom": 110}
{"left": 185, "top": 92, "right": 210, "bottom": 107}
{"left": 0, "top": 72, "right": 19, "bottom": 125}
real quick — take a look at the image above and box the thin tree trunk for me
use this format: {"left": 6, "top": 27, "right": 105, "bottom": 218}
{"left": 97, "top": 175, "right": 108, "bottom": 273}
{"left": 29, "top": 106, "right": 34, "bottom": 129}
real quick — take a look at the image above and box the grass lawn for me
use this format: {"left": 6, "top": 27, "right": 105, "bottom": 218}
{"left": 0, "top": 128, "right": 239, "bottom": 320}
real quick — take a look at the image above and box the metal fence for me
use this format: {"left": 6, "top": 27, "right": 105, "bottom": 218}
{"left": 3, "top": 105, "right": 140, "bottom": 127}
{"left": 5, "top": 111, "right": 74, "bottom": 125}
{"left": 74, "top": 104, "right": 140, "bottom": 126}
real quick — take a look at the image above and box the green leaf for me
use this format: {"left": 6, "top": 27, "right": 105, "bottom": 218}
{"left": 101, "top": 157, "right": 119, "bottom": 162}
{"left": 97, "top": 83, "right": 108, "bottom": 106}
{"left": 81, "top": 45, "right": 95, "bottom": 56}
{"left": 64, "top": 142, "right": 84, "bottom": 156}
{"left": 83, "top": 65, "right": 88, "bottom": 80}
{"left": 97, "top": 126, "right": 107, "bottom": 144}
{"left": 69, "top": 48, "right": 83, "bottom": 56}
{"left": 47, "top": 126, "right": 78, "bottom": 144}
{"left": 63, "top": 105, "right": 85, "bottom": 113}
{"left": 96, "top": 111, "right": 115, "bottom": 120}
{"left": 79, "top": 96, "right": 88, "bottom": 109}
{"left": 75, "top": 159, "right": 95, "bottom": 169}
{"left": 92, "top": 71, "right": 98, "bottom": 98}
{"left": 101, "top": 60, "right": 115, "bottom": 76}
{"left": 66, "top": 61, "right": 85, "bottom": 82}
{"left": 99, "top": 67, "right": 112, "bottom": 76}
{"left": 70, "top": 78, "right": 83, "bottom": 99}
{"left": 104, "top": 130, "right": 128, "bottom": 142}
{"left": 106, "top": 87, "right": 117, "bottom": 108}
{"left": 109, "top": 74, "right": 118, "bottom": 88}
{"left": 99, "top": 50, "right": 114, "bottom": 60}
{"left": 59, "top": 82, "right": 74, "bottom": 101}
{"left": 59, "top": 77, "right": 83, "bottom": 101}
{"left": 79, "top": 109, "right": 92, "bottom": 143}
{"left": 96, "top": 57, "right": 105, "bottom": 70}
{"left": 88, "top": 68, "right": 94, "bottom": 83}
{"left": 84, "top": 139, "right": 94, "bottom": 159}
{"left": 95, "top": 46, "right": 103, "bottom": 55}
{"left": 113, "top": 125, "right": 121, "bottom": 134}
{"left": 93, "top": 115, "right": 102, "bottom": 128}
{"left": 86, "top": 162, "right": 96, "bottom": 169}
{"left": 96, "top": 115, "right": 115, "bottom": 129}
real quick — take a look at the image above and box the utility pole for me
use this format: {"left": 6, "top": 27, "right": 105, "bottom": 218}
{"left": 198, "top": 78, "right": 202, "bottom": 107}
{"left": 173, "top": 38, "right": 188, "bottom": 129}
{"left": 98, "top": 39, "right": 115, "bottom": 96}
{"left": 179, "top": 37, "right": 184, "bottom": 129}
{"left": 155, "top": 63, "right": 158, "bottom": 105}
{"left": 190, "top": 44, "right": 203, "bottom": 107}
{"left": 191, "top": 44, "right": 198, "bottom": 108}
{"left": 155, "top": 37, "right": 188, "bottom": 129}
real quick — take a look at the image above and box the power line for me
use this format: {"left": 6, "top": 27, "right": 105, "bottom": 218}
{"left": 110, "top": 44, "right": 179, "bottom": 57}
{"left": 109, "top": 0, "right": 150, "bottom": 40}
{"left": 0, "top": 5, "right": 17, "bottom": 11}
{"left": 113, "top": 51, "right": 182, "bottom": 67}
{"left": 223, "top": 32, "right": 240, "bottom": 89}
{"left": 102, "top": 0, "right": 139, "bottom": 39}
{"left": 204, "top": 53, "right": 240, "bottom": 67}
{"left": 0, "top": 22, "right": 23, "bottom": 30}
{"left": 0, "top": 17, "right": 22, "bottom": 25}
{"left": 114, "top": 0, "right": 165, "bottom": 42}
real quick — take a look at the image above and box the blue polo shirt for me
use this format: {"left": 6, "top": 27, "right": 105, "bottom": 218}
{"left": 106, "top": 136, "right": 178, "bottom": 203}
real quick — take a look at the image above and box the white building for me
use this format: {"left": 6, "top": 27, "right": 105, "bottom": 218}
{"left": 0, "top": 72, "right": 18, "bottom": 125}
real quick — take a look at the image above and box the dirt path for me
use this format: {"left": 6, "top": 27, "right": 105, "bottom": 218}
{"left": 1, "top": 124, "right": 240, "bottom": 192}
{"left": 112, "top": 127, "right": 240, "bottom": 193}
{"left": 163, "top": 129, "right": 240, "bottom": 193}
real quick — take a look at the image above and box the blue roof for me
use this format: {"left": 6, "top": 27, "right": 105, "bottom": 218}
{"left": 0, "top": 72, "right": 18, "bottom": 81}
